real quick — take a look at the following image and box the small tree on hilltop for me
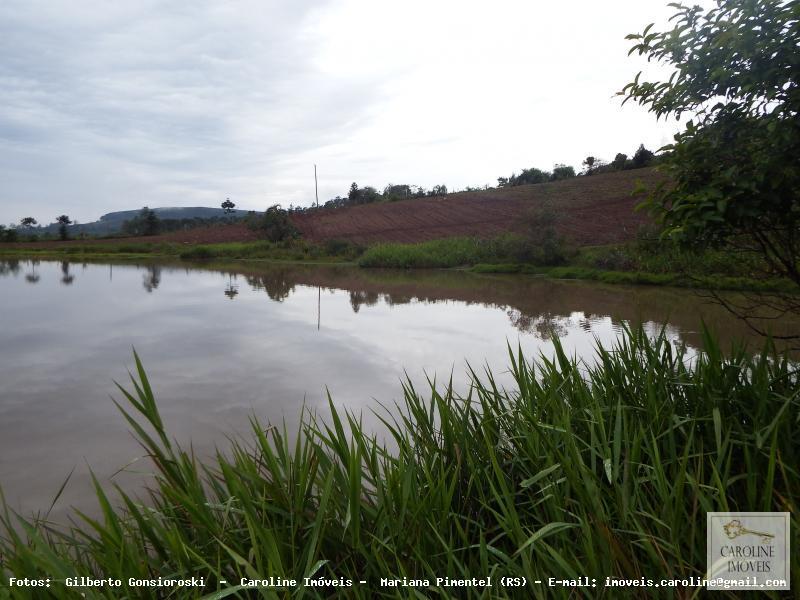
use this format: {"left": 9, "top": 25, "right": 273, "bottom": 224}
{"left": 56, "top": 215, "right": 72, "bottom": 240}
{"left": 348, "top": 182, "right": 359, "bottom": 202}
{"left": 631, "top": 144, "right": 654, "bottom": 169}
{"left": 221, "top": 198, "right": 236, "bottom": 214}
{"left": 582, "top": 156, "right": 596, "bottom": 175}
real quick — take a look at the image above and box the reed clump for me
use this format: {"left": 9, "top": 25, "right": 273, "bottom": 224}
{"left": 1, "top": 327, "right": 798, "bottom": 598}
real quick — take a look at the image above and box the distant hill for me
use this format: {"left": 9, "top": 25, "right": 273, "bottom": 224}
{"left": 38, "top": 207, "right": 251, "bottom": 236}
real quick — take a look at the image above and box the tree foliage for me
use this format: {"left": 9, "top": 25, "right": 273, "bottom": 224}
{"left": 221, "top": 198, "right": 236, "bottom": 214}
{"left": 551, "top": 164, "right": 576, "bottom": 180}
{"left": 497, "top": 165, "right": 576, "bottom": 188}
{"left": 0, "top": 225, "right": 18, "bottom": 243}
{"left": 56, "top": 215, "right": 72, "bottom": 241}
{"left": 251, "top": 205, "right": 299, "bottom": 242}
{"left": 122, "top": 207, "right": 161, "bottom": 236}
{"left": 622, "top": 0, "right": 800, "bottom": 335}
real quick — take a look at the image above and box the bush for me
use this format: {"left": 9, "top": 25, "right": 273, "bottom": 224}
{"left": 249, "top": 205, "right": 299, "bottom": 242}
{"left": 550, "top": 164, "right": 576, "bottom": 180}
{"left": 323, "top": 238, "right": 364, "bottom": 259}
{"left": 179, "top": 246, "right": 215, "bottom": 260}
{"left": 521, "top": 203, "right": 572, "bottom": 266}
{"left": 0, "top": 226, "right": 18, "bottom": 243}
{"left": 359, "top": 238, "right": 496, "bottom": 268}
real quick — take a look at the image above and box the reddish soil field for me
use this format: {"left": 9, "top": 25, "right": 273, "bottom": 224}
{"left": 11, "top": 168, "right": 664, "bottom": 250}
{"left": 291, "top": 168, "right": 664, "bottom": 246}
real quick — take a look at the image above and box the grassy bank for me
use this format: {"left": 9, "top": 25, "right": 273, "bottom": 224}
{"left": 358, "top": 237, "right": 794, "bottom": 293}
{"left": 357, "top": 237, "right": 507, "bottom": 268}
{"left": 1, "top": 234, "right": 795, "bottom": 292}
{"left": 0, "top": 238, "right": 364, "bottom": 263}
{"left": 471, "top": 264, "right": 796, "bottom": 293}
{"left": 1, "top": 329, "right": 798, "bottom": 598}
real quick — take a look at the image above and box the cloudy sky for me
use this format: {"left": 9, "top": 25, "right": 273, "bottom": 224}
{"left": 1, "top": 0, "right": 697, "bottom": 225}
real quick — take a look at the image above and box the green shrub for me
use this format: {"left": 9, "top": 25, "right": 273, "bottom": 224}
{"left": 179, "top": 245, "right": 215, "bottom": 259}
{"left": 359, "top": 238, "right": 495, "bottom": 268}
{"left": 248, "top": 205, "right": 299, "bottom": 242}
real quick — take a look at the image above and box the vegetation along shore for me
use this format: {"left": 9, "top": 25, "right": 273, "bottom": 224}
{"left": 2, "top": 328, "right": 798, "bottom": 598}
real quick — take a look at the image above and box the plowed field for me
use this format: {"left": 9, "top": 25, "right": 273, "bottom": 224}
{"left": 12, "top": 168, "right": 664, "bottom": 250}
{"left": 291, "top": 168, "right": 663, "bottom": 246}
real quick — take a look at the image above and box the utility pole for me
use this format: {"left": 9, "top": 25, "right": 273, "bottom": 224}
{"left": 314, "top": 164, "right": 319, "bottom": 208}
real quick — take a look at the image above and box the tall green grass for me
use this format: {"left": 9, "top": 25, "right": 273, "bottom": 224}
{"left": 358, "top": 237, "right": 521, "bottom": 268}
{"left": 1, "top": 328, "right": 798, "bottom": 598}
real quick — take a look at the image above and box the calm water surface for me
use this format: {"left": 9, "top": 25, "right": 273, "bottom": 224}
{"left": 0, "top": 258, "right": 786, "bottom": 520}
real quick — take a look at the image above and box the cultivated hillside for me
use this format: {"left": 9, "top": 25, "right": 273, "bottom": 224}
{"left": 13, "top": 168, "right": 664, "bottom": 247}
{"left": 291, "top": 168, "right": 664, "bottom": 246}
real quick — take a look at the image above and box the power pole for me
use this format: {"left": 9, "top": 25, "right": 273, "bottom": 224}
{"left": 314, "top": 164, "right": 319, "bottom": 208}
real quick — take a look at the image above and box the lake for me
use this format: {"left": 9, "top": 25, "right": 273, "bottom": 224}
{"left": 0, "top": 258, "right": 788, "bottom": 521}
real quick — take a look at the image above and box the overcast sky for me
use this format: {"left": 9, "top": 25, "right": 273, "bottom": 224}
{"left": 0, "top": 0, "right": 702, "bottom": 225}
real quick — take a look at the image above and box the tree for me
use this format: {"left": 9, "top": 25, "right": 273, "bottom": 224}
{"left": 348, "top": 182, "right": 359, "bottom": 202}
{"left": 20, "top": 217, "right": 37, "bottom": 228}
{"left": 253, "top": 205, "right": 299, "bottom": 242}
{"left": 382, "top": 184, "right": 412, "bottom": 201}
{"left": 56, "top": 215, "right": 72, "bottom": 241}
{"left": 0, "top": 224, "right": 18, "bottom": 243}
{"left": 519, "top": 167, "right": 550, "bottom": 185}
{"left": 141, "top": 207, "right": 160, "bottom": 236}
{"left": 120, "top": 207, "right": 160, "bottom": 236}
{"left": 551, "top": 164, "right": 576, "bottom": 180}
{"left": 582, "top": 156, "right": 596, "bottom": 175}
{"left": 621, "top": 0, "right": 800, "bottom": 339}
{"left": 612, "top": 153, "right": 628, "bottom": 170}
{"left": 221, "top": 198, "right": 236, "bottom": 214}
{"left": 519, "top": 201, "right": 570, "bottom": 266}
{"left": 631, "top": 144, "right": 654, "bottom": 169}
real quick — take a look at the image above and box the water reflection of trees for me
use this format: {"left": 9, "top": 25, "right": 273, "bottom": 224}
{"left": 246, "top": 270, "right": 295, "bottom": 302}
{"left": 349, "top": 290, "right": 380, "bottom": 313}
{"left": 60, "top": 261, "right": 74, "bottom": 285}
{"left": 506, "top": 309, "right": 571, "bottom": 339}
{"left": 25, "top": 260, "right": 40, "bottom": 284}
{"left": 0, "top": 259, "right": 21, "bottom": 276}
{"left": 224, "top": 274, "right": 239, "bottom": 300}
{"left": 142, "top": 265, "right": 161, "bottom": 293}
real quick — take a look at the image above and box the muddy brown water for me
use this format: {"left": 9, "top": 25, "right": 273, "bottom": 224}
{"left": 0, "top": 258, "right": 794, "bottom": 521}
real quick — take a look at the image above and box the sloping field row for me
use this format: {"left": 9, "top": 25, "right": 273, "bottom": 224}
{"left": 291, "top": 168, "right": 663, "bottom": 246}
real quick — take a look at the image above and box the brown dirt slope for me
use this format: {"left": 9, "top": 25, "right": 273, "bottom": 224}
{"left": 291, "top": 168, "right": 664, "bottom": 246}
{"left": 8, "top": 168, "right": 663, "bottom": 250}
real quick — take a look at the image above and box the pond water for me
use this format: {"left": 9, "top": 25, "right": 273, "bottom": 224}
{"left": 0, "top": 258, "right": 789, "bottom": 520}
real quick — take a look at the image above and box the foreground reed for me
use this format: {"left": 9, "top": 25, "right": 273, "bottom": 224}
{"left": 1, "top": 327, "right": 798, "bottom": 599}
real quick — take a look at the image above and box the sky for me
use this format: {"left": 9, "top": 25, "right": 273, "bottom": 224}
{"left": 0, "top": 0, "right": 702, "bottom": 226}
